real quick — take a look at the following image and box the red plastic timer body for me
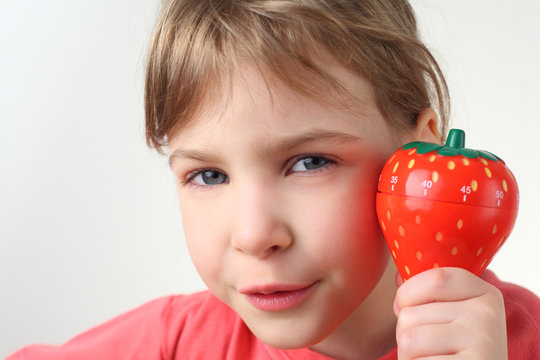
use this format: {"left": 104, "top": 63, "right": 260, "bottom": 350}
{"left": 376, "top": 129, "right": 519, "bottom": 281}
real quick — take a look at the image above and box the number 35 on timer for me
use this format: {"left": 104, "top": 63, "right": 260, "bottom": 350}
{"left": 376, "top": 129, "right": 519, "bottom": 281}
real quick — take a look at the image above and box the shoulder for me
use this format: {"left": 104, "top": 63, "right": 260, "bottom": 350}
{"left": 163, "top": 292, "right": 335, "bottom": 360}
{"left": 6, "top": 291, "right": 331, "bottom": 360}
{"left": 163, "top": 289, "right": 233, "bottom": 320}
{"left": 162, "top": 291, "right": 258, "bottom": 359}
{"left": 481, "top": 270, "right": 540, "bottom": 358}
{"left": 162, "top": 290, "right": 241, "bottom": 335}
{"left": 6, "top": 291, "right": 246, "bottom": 360}
{"left": 162, "top": 290, "right": 241, "bottom": 342}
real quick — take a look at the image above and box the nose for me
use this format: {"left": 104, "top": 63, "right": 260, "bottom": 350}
{"left": 230, "top": 182, "right": 293, "bottom": 259}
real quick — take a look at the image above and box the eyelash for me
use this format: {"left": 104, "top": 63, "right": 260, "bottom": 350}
{"left": 285, "top": 154, "right": 337, "bottom": 176}
{"left": 182, "top": 168, "right": 226, "bottom": 190}
{"left": 182, "top": 154, "right": 337, "bottom": 189}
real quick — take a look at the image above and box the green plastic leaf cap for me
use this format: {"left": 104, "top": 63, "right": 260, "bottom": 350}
{"left": 400, "top": 128, "right": 504, "bottom": 163}
{"left": 446, "top": 129, "right": 465, "bottom": 148}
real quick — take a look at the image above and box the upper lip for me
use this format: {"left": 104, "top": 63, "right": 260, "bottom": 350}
{"left": 238, "top": 282, "right": 316, "bottom": 295}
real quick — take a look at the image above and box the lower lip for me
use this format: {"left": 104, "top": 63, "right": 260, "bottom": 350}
{"left": 245, "top": 283, "right": 317, "bottom": 311}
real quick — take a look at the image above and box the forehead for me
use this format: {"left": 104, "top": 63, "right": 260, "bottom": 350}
{"left": 169, "top": 57, "right": 383, "bottom": 144}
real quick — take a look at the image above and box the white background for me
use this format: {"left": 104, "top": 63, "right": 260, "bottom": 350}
{"left": 1, "top": 0, "right": 539, "bottom": 357}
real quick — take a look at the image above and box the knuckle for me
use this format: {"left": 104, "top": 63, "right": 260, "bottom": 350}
{"left": 396, "top": 326, "right": 417, "bottom": 355}
{"left": 481, "top": 283, "right": 505, "bottom": 309}
{"left": 428, "top": 266, "right": 450, "bottom": 289}
{"left": 397, "top": 306, "right": 414, "bottom": 328}
{"left": 470, "top": 300, "right": 497, "bottom": 322}
{"left": 488, "top": 285, "right": 504, "bottom": 304}
{"left": 466, "top": 291, "right": 506, "bottom": 327}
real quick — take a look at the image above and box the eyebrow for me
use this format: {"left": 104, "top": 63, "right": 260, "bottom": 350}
{"left": 168, "top": 129, "right": 361, "bottom": 168}
{"left": 264, "top": 129, "right": 361, "bottom": 154}
{"left": 168, "top": 149, "right": 218, "bottom": 167}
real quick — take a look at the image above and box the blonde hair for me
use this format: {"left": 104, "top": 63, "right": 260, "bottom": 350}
{"left": 145, "top": 0, "right": 449, "bottom": 153}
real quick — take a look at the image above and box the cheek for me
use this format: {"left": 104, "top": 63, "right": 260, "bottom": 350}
{"left": 291, "top": 158, "right": 389, "bottom": 283}
{"left": 335, "top": 187, "right": 388, "bottom": 276}
{"left": 287, "top": 171, "right": 389, "bottom": 327}
{"left": 312, "top": 183, "right": 384, "bottom": 260}
{"left": 296, "top": 174, "right": 384, "bottom": 258}
{"left": 178, "top": 197, "right": 227, "bottom": 289}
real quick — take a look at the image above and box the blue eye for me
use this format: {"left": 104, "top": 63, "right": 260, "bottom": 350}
{"left": 289, "top": 156, "right": 332, "bottom": 173}
{"left": 190, "top": 170, "right": 228, "bottom": 186}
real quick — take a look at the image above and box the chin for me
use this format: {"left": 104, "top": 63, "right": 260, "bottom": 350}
{"left": 240, "top": 308, "right": 342, "bottom": 350}
{"left": 252, "top": 325, "right": 330, "bottom": 350}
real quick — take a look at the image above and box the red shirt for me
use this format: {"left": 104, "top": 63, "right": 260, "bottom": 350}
{"left": 7, "top": 271, "right": 539, "bottom": 359}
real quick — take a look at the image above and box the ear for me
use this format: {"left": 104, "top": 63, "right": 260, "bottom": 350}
{"left": 414, "top": 108, "right": 441, "bottom": 144}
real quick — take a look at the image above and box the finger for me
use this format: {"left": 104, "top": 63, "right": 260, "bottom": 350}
{"left": 396, "top": 301, "right": 461, "bottom": 340}
{"left": 395, "top": 267, "right": 491, "bottom": 309}
{"left": 393, "top": 271, "right": 404, "bottom": 316}
{"left": 397, "top": 322, "right": 466, "bottom": 359}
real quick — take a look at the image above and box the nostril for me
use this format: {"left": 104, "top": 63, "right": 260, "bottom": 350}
{"left": 231, "top": 223, "right": 294, "bottom": 258}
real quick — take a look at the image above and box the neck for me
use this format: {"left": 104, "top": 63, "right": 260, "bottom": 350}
{"left": 310, "top": 260, "right": 398, "bottom": 360}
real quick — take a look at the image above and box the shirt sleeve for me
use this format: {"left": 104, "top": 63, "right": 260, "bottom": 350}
{"left": 6, "top": 295, "right": 180, "bottom": 360}
{"left": 500, "top": 282, "right": 540, "bottom": 359}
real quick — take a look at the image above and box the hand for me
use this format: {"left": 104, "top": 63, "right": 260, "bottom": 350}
{"left": 394, "top": 267, "right": 508, "bottom": 359}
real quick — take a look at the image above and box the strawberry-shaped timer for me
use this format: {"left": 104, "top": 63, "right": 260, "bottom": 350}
{"left": 376, "top": 129, "right": 519, "bottom": 281}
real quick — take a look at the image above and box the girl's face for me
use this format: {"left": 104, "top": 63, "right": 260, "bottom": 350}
{"left": 168, "top": 61, "right": 407, "bottom": 349}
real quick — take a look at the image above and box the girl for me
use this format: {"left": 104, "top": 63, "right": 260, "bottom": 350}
{"left": 9, "top": 1, "right": 539, "bottom": 359}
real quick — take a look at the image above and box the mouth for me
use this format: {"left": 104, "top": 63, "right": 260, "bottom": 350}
{"left": 239, "top": 281, "right": 319, "bottom": 311}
